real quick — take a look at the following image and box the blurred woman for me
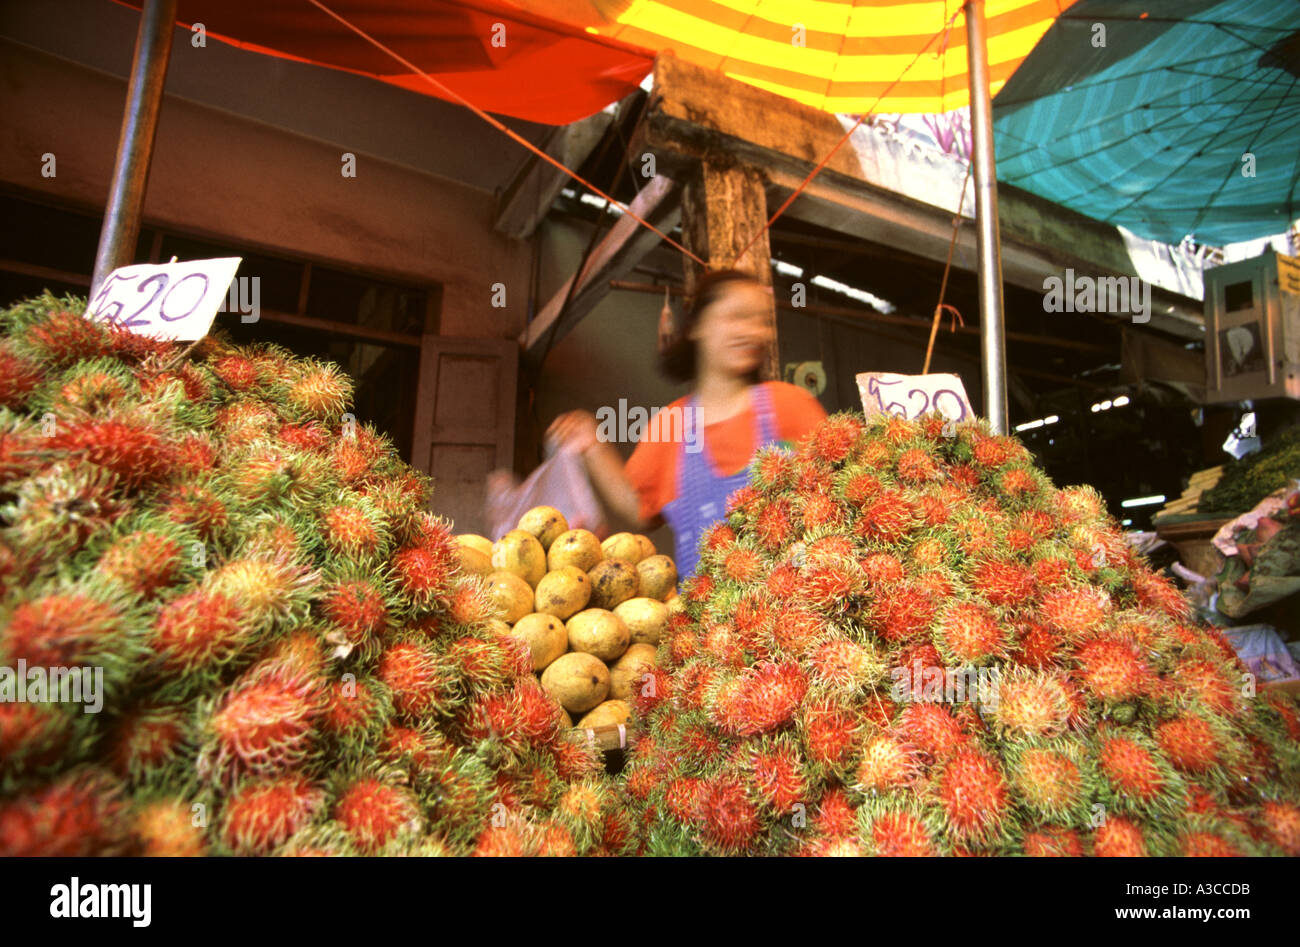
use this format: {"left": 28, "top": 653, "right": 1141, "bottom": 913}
{"left": 548, "top": 269, "right": 826, "bottom": 578}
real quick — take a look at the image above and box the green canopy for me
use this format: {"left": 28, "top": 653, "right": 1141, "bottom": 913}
{"left": 994, "top": 0, "right": 1300, "bottom": 245}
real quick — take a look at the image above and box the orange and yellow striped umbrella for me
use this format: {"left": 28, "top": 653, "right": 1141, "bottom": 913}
{"left": 521, "top": 0, "right": 1078, "bottom": 113}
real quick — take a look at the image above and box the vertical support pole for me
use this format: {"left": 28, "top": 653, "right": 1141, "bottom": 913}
{"left": 965, "top": 0, "right": 1009, "bottom": 433}
{"left": 680, "top": 162, "right": 780, "bottom": 381}
{"left": 91, "top": 0, "right": 178, "bottom": 295}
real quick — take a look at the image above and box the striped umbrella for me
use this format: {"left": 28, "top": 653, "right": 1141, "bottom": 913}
{"left": 521, "top": 0, "right": 1079, "bottom": 114}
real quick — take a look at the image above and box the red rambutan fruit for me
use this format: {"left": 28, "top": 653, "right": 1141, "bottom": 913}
{"left": 1042, "top": 587, "right": 1112, "bottom": 638}
{"left": 377, "top": 641, "right": 451, "bottom": 719}
{"left": 1023, "top": 826, "right": 1083, "bottom": 857}
{"left": 1154, "top": 715, "right": 1221, "bottom": 774}
{"left": 808, "top": 415, "right": 863, "bottom": 465}
{"left": 696, "top": 778, "right": 761, "bottom": 851}
{"left": 0, "top": 772, "right": 126, "bottom": 856}
{"left": 855, "top": 490, "right": 915, "bottom": 544}
{"left": 973, "top": 559, "right": 1035, "bottom": 607}
{"left": 1012, "top": 748, "right": 1083, "bottom": 817}
{"left": 26, "top": 310, "right": 110, "bottom": 367}
{"left": 133, "top": 800, "right": 206, "bottom": 857}
{"left": 1092, "top": 816, "right": 1147, "bottom": 856}
{"left": 860, "top": 552, "right": 905, "bottom": 586}
{"left": 1015, "top": 622, "right": 1064, "bottom": 668}
{"left": 856, "top": 734, "right": 920, "bottom": 792}
{"left": 773, "top": 607, "right": 828, "bottom": 654}
{"left": 702, "top": 522, "right": 737, "bottom": 553}
{"left": 1097, "top": 735, "right": 1168, "bottom": 803}
{"left": 3, "top": 593, "right": 122, "bottom": 668}
{"left": 970, "top": 434, "right": 1019, "bottom": 469}
{"left": 800, "top": 492, "right": 845, "bottom": 531}
{"left": 751, "top": 747, "right": 807, "bottom": 812}
{"left": 0, "top": 344, "right": 41, "bottom": 408}
{"left": 391, "top": 543, "right": 457, "bottom": 604}
{"left": 992, "top": 671, "right": 1072, "bottom": 737}
{"left": 898, "top": 701, "right": 968, "bottom": 762}
{"left": 50, "top": 419, "right": 174, "bottom": 487}
{"left": 937, "top": 748, "right": 1009, "bottom": 843}
{"left": 96, "top": 530, "right": 183, "bottom": 598}
{"left": 754, "top": 499, "right": 795, "bottom": 552}
{"left": 723, "top": 547, "right": 764, "bottom": 584}
{"left": 1261, "top": 801, "right": 1300, "bottom": 856}
{"left": 1182, "top": 831, "right": 1242, "bottom": 857}
{"left": 937, "top": 602, "right": 1005, "bottom": 664}
{"left": 869, "top": 809, "right": 936, "bottom": 856}
{"left": 221, "top": 775, "right": 324, "bottom": 854}
{"left": 867, "top": 582, "right": 935, "bottom": 642}
{"left": 160, "top": 484, "right": 228, "bottom": 540}
{"left": 841, "top": 470, "right": 882, "bottom": 506}
{"left": 334, "top": 778, "right": 420, "bottom": 852}
{"left": 473, "top": 824, "right": 529, "bottom": 857}
{"left": 802, "top": 697, "right": 858, "bottom": 767}
{"left": 323, "top": 504, "right": 383, "bottom": 559}
{"left": 1032, "top": 556, "right": 1072, "bottom": 589}
{"left": 896, "top": 447, "right": 938, "bottom": 483}
{"left": 0, "top": 702, "right": 72, "bottom": 772}
{"left": 319, "top": 579, "right": 389, "bottom": 645}
{"left": 154, "top": 588, "right": 248, "bottom": 672}
{"left": 204, "top": 662, "right": 320, "bottom": 784}
{"left": 1073, "top": 636, "right": 1152, "bottom": 702}
{"left": 813, "top": 787, "right": 858, "bottom": 840}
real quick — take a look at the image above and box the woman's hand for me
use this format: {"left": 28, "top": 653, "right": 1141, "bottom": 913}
{"left": 547, "top": 410, "right": 600, "bottom": 455}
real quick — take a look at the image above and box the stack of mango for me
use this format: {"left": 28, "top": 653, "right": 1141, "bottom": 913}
{"left": 455, "top": 508, "right": 679, "bottom": 732}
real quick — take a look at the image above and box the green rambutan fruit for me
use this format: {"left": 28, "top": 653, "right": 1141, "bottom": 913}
{"left": 281, "top": 361, "right": 353, "bottom": 423}
{"left": 989, "top": 668, "right": 1073, "bottom": 738}
{"left": 3, "top": 462, "right": 128, "bottom": 566}
{"left": 1005, "top": 740, "right": 1090, "bottom": 825}
{"left": 220, "top": 774, "right": 325, "bottom": 855}
{"left": 204, "top": 553, "right": 317, "bottom": 630}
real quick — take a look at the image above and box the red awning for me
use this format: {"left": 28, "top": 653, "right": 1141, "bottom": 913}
{"left": 114, "top": 0, "right": 654, "bottom": 125}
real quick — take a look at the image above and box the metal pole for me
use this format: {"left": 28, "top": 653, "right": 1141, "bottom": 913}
{"left": 964, "top": 0, "right": 1009, "bottom": 433}
{"left": 90, "top": 0, "right": 178, "bottom": 295}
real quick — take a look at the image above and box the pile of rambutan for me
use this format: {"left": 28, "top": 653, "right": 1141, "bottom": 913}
{"left": 623, "top": 411, "right": 1300, "bottom": 856}
{"left": 0, "top": 293, "right": 630, "bottom": 856}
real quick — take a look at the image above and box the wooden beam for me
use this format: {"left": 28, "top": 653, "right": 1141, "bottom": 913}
{"left": 494, "top": 109, "right": 614, "bottom": 240}
{"left": 520, "top": 173, "right": 681, "bottom": 360}
{"left": 680, "top": 162, "right": 779, "bottom": 380}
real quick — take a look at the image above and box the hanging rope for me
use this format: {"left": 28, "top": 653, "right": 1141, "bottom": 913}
{"left": 303, "top": 0, "right": 707, "bottom": 267}
{"left": 922, "top": 157, "right": 974, "bottom": 374}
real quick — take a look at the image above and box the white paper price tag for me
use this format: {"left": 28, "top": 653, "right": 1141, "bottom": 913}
{"left": 85, "top": 257, "right": 242, "bottom": 341}
{"left": 856, "top": 371, "right": 974, "bottom": 422}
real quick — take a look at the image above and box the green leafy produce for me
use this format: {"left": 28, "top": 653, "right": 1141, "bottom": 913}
{"left": 1200, "top": 425, "right": 1300, "bottom": 515}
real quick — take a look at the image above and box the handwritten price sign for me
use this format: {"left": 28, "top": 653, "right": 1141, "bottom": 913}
{"left": 84, "top": 258, "right": 241, "bottom": 341}
{"left": 856, "top": 371, "right": 974, "bottom": 422}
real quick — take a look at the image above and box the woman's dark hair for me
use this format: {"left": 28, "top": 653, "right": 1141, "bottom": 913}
{"left": 658, "top": 269, "right": 763, "bottom": 384}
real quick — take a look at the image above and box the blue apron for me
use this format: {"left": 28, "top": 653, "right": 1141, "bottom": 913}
{"left": 662, "top": 385, "right": 779, "bottom": 579}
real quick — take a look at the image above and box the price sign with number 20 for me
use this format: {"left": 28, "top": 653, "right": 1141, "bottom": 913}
{"left": 85, "top": 257, "right": 241, "bottom": 341}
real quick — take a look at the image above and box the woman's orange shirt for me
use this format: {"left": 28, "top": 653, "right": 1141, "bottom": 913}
{"left": 624, "top": 381, "right": 828, "bottom": 523}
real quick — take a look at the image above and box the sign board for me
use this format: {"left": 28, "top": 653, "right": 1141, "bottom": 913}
{"left": 1279, "top": 254, "right": 1300, "bottom": 297}
{"left": 84, "top": 257, "right": 241, "bottom": 341}
{"left": 856, "top": 371, "right": 974, "bottom": 422}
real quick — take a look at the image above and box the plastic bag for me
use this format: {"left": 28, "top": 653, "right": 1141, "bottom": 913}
{"left": 1220, "top": 623, "right": 1300, "bottom": 684}
{"left": 486, "top": 445, "right": 604, "bottom": 541}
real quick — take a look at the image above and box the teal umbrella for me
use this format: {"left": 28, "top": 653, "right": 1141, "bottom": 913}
{"left": 993, "top": 0, "right": 1300, "bottom": 245}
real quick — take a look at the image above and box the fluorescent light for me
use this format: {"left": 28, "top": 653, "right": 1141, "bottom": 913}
{"left": 1121, "top": 495, "right": 1166, "bottom": 508}
{"left": 1090, "top": 403, "right": 1101, "bottom": 413}
{"left": 1044, "top": 415, "right": 1059, "bottom": 424}
{"left": 809, "top": 274, "right": 895, "bottom": 314}
{"left": 1122, "top": 518, "right": 1133, "bottom": 526}
{"left": 1113, "top": 395, "right": 1130, "bottom": 407}
{"left": 1015, "top": 419, "right": 1044, "bottom": 432}
{"left": 772, "top": 259, "right": 803, "bottom": 278}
